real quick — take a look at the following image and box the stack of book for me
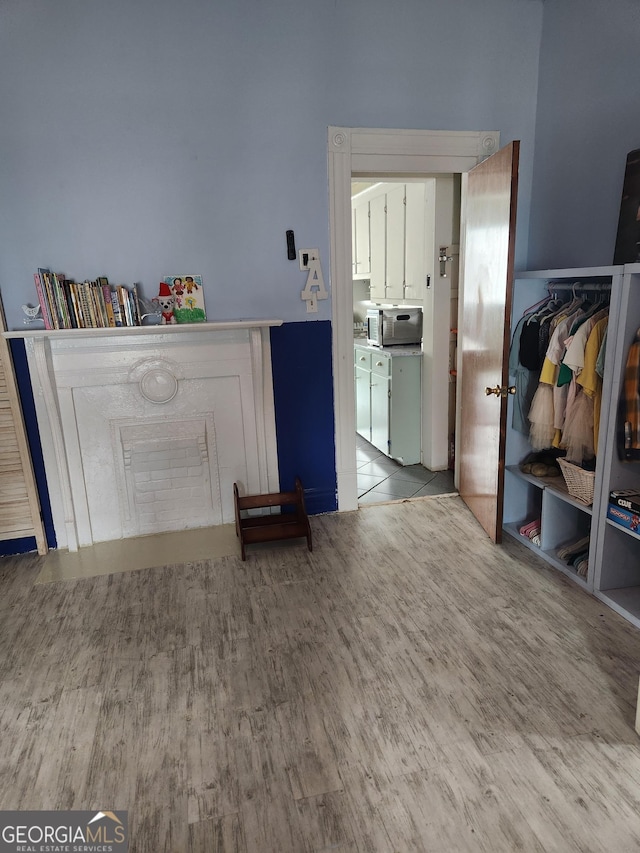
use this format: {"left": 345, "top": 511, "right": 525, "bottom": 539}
{"left": 33, "top": 269, "right": 142, "bottom": 329}
{"left": 607, "top": 489, "right": 640, "bottom": 534}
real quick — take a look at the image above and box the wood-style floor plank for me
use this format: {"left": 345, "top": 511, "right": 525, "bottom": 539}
{"left": 1, "top": 496, "right": 640, "bottom": 851}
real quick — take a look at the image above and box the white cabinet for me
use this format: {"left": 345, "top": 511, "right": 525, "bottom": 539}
{"left": 354, "top": 349, "right": 371, "bottom": 437}
{"left": 353, "top": 198, "right": 371, "bottom": 278}
{"left": 503, "top": 264, "right": 640, "bottom": 629}
{"left": 369, "top": 194, "right": 387, "bottom": 300}
{"left": 370, "top": 355, "right": 391, "bottom": 453}
{"left": 354, "top": 344, "right": 421, "bottom": 464}
{"left": 385, "top": 184, "right": 406, "bottom": 301}
{"left": 355, "top": 182, "right": 427, "bottom": 304}
{"left": 405, "top": 183, "right": 428, "bottom": 302}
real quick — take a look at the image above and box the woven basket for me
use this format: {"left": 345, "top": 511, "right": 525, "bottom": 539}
{"left": 558, "top": 458, "right": 595, "bottom": 506}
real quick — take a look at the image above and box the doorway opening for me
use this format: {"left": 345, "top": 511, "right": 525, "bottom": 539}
{"left": 350, "top": 176, "right": 458, "bottom": 505}
{"left": 328, "top": 127, "right": 500, "bottom": 512}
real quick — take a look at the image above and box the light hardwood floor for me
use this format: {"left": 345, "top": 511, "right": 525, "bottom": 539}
{"left": 2, "top": 495, "right": 640, "bottom": 852}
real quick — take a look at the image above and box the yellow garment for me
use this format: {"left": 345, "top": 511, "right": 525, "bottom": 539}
{"left": 539, "top": 357, "right": 559, "bottom": 386}
{"left": 577, "top": 317, "right": 608, "bottom": 452}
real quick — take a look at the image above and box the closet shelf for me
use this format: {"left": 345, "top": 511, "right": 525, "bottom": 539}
{"left": 503, "top": 523, "right": 591, "bottom": 591}
{"left": 595, "top": 588, "right": 640, "bottom": 630}
{"left": 605, "top": 517, "right": 640, "bottom": 543}
{"left": 505, "top": 465, "right": 593, "bottom": 515}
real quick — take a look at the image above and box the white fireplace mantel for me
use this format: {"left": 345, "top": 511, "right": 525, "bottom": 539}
{"left": 5, "top": 321, "right": 283, "bottom": 552}
{"left": 4, "top": 319, "right": 283, "bottom": 341}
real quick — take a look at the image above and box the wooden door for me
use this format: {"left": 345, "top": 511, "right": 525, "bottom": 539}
{"left": 458, "top": 141, "right": 519, "bottom": 543}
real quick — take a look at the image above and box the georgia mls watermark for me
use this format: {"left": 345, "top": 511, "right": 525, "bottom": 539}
{"left": 0, "top": 811, "right": 128, "bottom": 853}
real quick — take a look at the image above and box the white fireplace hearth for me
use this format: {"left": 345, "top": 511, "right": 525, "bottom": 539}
{"left": 6, "top": 322, "right": 282, "bottom": 551}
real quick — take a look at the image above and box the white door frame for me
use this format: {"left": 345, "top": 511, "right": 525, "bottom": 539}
{"left": 328, "top": 126, "right": 500, "bottom": 511}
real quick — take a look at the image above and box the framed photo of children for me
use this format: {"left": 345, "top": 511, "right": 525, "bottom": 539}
{"left": 163, "top": 275, "right": 207, "bottom": 323}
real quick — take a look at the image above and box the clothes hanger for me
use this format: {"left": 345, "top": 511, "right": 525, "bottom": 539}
{"left": 521, "top": 293, "right": 555, "bottom": 316}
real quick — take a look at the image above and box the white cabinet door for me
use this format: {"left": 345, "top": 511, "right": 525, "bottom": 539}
{"left": 388, "top": 357, "right": 422, "bottom": 464}
{"left": 385, "top": 184, "right": 406, "bottom": 301}
{"left": 369, "top": 194, "right": 386, "bottom": 300}
{"left": 353, "top": 200, "right": 371, "bottom": 277}
{"left": 355, "top": 363, "right": 371, "bottom": 439}
{"left": 351, "top": 207, "right": 357, "bottom": 276}
{"left": 405, "top": 183, "right": 427, "bottom": 302}
{"left": 370, "top": 373, "right": 390, "bottom": 454}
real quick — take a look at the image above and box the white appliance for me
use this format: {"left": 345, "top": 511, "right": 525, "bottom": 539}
{"left": 366, "top": 306, "right": 423, "bottom": 347}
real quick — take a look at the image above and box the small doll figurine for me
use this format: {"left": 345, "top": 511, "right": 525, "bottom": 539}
{"left": 153, "top": 281, "right": 177, "bottom": 325}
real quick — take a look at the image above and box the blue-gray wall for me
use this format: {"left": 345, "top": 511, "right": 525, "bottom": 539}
{"left": 4, "top": 0, "right": 638, "bottom": 536}
{"left": 0, "top": 0, "right": 543, "bottom": 329}
{"left": 528, "top": 0, "right": 640, "bottom": 269}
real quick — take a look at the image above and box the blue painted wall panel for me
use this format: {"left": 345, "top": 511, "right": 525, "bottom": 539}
{"left": 270, "top": 321, "right": 337, "bottom": 515}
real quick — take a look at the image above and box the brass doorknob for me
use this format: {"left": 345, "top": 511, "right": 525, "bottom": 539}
{"left": 485, "top": 385, "right": 516, "bottom": 398}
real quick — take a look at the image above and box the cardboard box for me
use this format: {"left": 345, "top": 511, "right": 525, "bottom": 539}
{"left": 609, "top": 489, "right": 640, "bottom": 515}
{"left": 607, "top": 503, "right": 640, "bottom": 534}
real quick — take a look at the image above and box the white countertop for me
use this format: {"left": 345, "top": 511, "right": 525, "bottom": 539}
{"left": 354, "top": 339, "right": 423, "bottom": 357}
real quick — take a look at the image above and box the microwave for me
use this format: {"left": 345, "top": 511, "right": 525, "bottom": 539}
{"left": 366, "top": 306, "right": 423, "bottom": 347}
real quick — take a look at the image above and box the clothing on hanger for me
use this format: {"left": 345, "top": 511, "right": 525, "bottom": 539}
{"left": 618, "top": 328, "right": 640, "bottom": 461}
{"left": 576, "top": 316, "right": 609, "bottom": 453}
{"left": 509, "top": 315, "right": 538, "bottom": 434}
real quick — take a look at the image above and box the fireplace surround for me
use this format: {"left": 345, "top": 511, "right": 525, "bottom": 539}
{"left": 6, "top": 321, "right": 282, "bottom": 552}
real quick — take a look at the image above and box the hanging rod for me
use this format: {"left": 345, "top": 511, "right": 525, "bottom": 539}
{"left": 547, "top": 281, "right": 612, "bottom": 292}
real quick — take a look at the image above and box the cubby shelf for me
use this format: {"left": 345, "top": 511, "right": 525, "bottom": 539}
{"left": 503, "top": 523, "right": 591, "bottom": 591}
{"left": 505, "top": 264, "right": 640, "bottom": 629}
{"left": 605, "top": 517, "right": 640, "bottom": 543}
{"left": 506, "top": 465, "right": 593, "bottom": 515}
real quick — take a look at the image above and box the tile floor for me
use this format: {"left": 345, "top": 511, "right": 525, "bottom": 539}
{"left": 356, "top": 433, "right": 456, "bottom": 505}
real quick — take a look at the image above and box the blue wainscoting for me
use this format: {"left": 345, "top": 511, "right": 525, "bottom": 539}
{"left": 270, "top": 320, "right": 337, "bottom": 515}
{"left": 1, "top": 339, "right": 56, "bottom": 555}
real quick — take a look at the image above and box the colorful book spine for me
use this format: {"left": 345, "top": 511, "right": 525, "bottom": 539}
{"left": 33, "top": 272, "right": 52, "bottom": 329}
{"left": 61, "top": 279, "right": 78, "bottom": 328}
{"left": 39, "top": 269, "right": 59, "bottom": 329}
{"left": 132, "top": 284, "right": 142, "bottom": 326}
{"left": 78, "top": 282, "right": 96, "bottom": 328}
{"left": 102, "top": 286, "right": 116, "bottom": 327}
{"left": 92, "top": 281, "right": 108, "bottom": 327}
{"left": 90, "top": 282, "right": 106, "bottom": 327}
{"left": 117, "top": 286, "right": 132, "bottom": 326}
{"left": 98, "top": 277, "right": 116, "bottom": 327}
{"left": 128, "top": 290, "right": 138, "bottom": 326}
{"left": 52, "top": 273, "right": 71, "bottom": 328}
{"left": 110, "top": 291, "right": 123, "bottom": 326}
{"left": 69, "top": 282, "right": 84, "bottom": 327}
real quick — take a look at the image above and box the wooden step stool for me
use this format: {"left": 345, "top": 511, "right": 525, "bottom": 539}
{"left": 233, "top": 476, "right": 313, "bottom": 560}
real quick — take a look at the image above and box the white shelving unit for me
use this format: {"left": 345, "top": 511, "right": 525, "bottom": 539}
{"left": 503, "top": 264, "right": 640, "bottom": 627}
{"left": 592, "top": 263, "right": 640, "bottom": 628}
